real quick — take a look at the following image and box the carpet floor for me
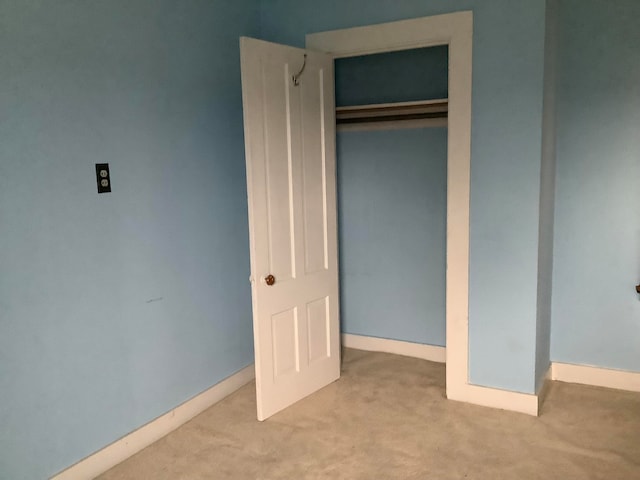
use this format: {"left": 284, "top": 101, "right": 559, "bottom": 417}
{"left": 98, "top": 348, "right": 640, "bottom": 479}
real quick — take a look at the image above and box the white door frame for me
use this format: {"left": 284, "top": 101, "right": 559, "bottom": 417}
{"left": 307, "top": 11, "right": 540, "bottom": 415}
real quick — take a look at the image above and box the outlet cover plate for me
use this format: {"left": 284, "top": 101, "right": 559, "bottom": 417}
{"left": 95, "top": 163, "right": 111, "bottom": 193}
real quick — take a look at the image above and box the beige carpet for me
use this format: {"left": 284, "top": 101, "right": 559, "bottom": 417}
{"left": 98, "top": 349, "right": 640, "bottom": 480}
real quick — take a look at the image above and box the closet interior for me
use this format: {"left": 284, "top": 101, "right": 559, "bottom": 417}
{"left": 334, "top": 45, "right": 449, "bottom": 348}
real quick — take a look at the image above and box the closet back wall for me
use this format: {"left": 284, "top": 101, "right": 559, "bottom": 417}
{"left": 335, "top": 49, "right": 448, "bottom": 346}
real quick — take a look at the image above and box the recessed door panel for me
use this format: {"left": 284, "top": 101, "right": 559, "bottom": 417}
{"left": 307, "top": 296, "right": 330, "bottom": 364}
{"left": 272, "top": 308, "right": 299, "bottom": 378}
{"left": 301, "top": 69, "right": 329, "bottom": 274}
{"left": 262, "top": 60, "right": 295, "bottom": 281}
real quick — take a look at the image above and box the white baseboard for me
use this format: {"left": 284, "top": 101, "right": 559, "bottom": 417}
{"left": 536, "top": 365, "right": 553, "bottom": 412}
{"left": 51, "top": 365, "right": 255, "bottom": 480}
{"left": 448, "top": 384, "right": 539, "bottom": 416}
{"left": 551, "top": 362, "right": 640, "bottom": 392}
{"left": 342, "top": 333, "right": 446, "bottom": 363}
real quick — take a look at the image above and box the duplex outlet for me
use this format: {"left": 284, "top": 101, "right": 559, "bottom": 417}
{"left": 95, "top": 163, "right": 111, "bottom": 193}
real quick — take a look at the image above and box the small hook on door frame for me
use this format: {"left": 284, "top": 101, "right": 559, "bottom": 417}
{"left": 292, "top": 54, "right": 307, "bottom": 86}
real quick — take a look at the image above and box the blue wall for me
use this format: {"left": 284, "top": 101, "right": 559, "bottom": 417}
{"left": 335, "top": 46, "right": 448, "bottom": 106}
{"left": 551, "top": 0, "right": 640, "bottom": 372}
{"left": 261, "top": 0, "right": 548, "bottom": 394}
{"left": 0, "top": 1, "right": 258, "bottom": 478}
{"left": 338, "top": 128, "right": 447, "bottom": 346}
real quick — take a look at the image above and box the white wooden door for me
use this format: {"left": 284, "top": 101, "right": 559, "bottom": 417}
{"left": 240, "top": 37, "right": 340, "bottom": 421}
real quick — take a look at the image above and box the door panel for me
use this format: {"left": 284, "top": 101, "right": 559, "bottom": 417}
{"left": 272, "top": 308, "right": 298, "bottom": 378}
{"left": 261, "top": 59, "right": 295, "bottom": 281}
{"left": 307, "top": 296, "right": 331, "bottom": 363}
{"left": 240, "top": 37, "right": 340, "bottom": 421}
{"left": 300, "top": 69, "right": 329, "bottom": 275}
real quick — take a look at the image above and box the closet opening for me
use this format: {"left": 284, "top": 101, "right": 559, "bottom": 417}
{"left": 334, "top": 45, "right": 449, "bottom": 368}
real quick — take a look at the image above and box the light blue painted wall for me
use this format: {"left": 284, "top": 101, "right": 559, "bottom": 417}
{"left": 335, "top": 46, "right": 448, "bottom": 106}
{"left": 534, "top": 0, "right": 558, "bottom": 392}
{"left": 551, "top": 0, "right": 640, "bottom": 372}
{"left": 337, "top": 128, "right": 447, "bottom": 346}
{"left": 0, "top": 1, "right": 258, "bottom": 478}
{"left": 261, "top": 0, "right": 547, "bottom": 393}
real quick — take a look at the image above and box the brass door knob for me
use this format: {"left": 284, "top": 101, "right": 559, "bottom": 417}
{"left": 265, "top": 274, "right": 276, "bottom": 286}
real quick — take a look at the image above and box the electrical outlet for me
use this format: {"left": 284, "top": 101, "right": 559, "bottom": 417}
{"left": 95, "top": 163, "right": 111, "bottom": 193}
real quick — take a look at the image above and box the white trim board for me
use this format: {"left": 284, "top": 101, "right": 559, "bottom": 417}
{"left": 449, "top": 383, "right": 539, "bottom": 416}
{"left": 308, "top": 10, "right": 474, "bottom": 412}
{"left": 537, "top": 365, "right": 553, "bottom": 413}
{"left": 342, "top": 334, "right": 446, "bottom": 363}
{"left": 551, "top": 362, "right": 640, "bottom": 393}
{"left": 51, "top": 365, "right": 255, "bottom": 480}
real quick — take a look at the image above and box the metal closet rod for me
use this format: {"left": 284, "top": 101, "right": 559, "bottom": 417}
{"left": 335, "top": 98, "right": 448, "bottom": 131}
{"left": 336, "top": 99, "right": 447, "bottom": 122}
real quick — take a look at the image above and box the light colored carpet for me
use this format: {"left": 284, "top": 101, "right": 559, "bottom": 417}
{"left": 98, "top": 348, "right": 640, "bottom": 480}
